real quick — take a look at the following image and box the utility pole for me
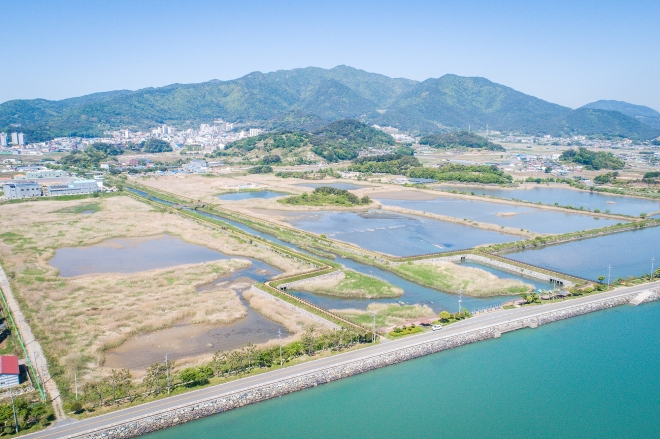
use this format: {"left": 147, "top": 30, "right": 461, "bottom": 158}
{"left": 652, "top": 257, "right": 655, "bottom": 281}
{"left": 10, "top": 388, "right": 18, "bottom": 434}
{"left": 372, "top": 312, "right": 377, "bottom": 343}
{"left": 165, "top": 354, "right": 171, "bottom": 395}
{"left": 75, "top": 371, "right": 79, "bottom": 401}
{"left": 607, "top": 265, "right": 612, "bottom": 288}
{"left": 278, "top": 329, "right": 282, "bottom": 366}
{"left": 458, "top": 287, "right": 463, "bottom": 314}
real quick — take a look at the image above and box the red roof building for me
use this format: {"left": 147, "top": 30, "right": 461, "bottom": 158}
{"left": 0, "top": 356, "right": 19, "bottom": 375}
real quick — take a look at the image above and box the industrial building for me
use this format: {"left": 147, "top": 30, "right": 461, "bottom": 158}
{"left": 42, "top": 179, "right": 100, "bottom": 197}
{"left": 2, "top": 181, "right": 41, "bottom": 199}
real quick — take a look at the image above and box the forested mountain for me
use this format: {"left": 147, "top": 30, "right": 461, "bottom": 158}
{"left": 581, "top": 100, "right": 660, "bottom": 130}
{"left": 2, "top": 66, "right": 658, "bottom": 142}
{"left": 373, "top": 75, "right": 571, "bottom": 134}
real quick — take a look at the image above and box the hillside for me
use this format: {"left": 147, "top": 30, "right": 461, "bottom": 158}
{"left": 373, "top": 74, "right": 571, "bottom": 134}
{"left": 419, "top": 131, "right": 504, "bottom": 151}
{"left": 2, "top": 66, "right": 658, "bottom": 142}
{"left": 555, "top": 108, "right": 660, "bottom": 139}
{"left": 559, "top": 147, "right": 625, "bottom": 170}
{"left": 221, "top": 119, "right": 396, "bottom": 163}
{"left": 581, "top": 100, "right": 660, "bottom": 130}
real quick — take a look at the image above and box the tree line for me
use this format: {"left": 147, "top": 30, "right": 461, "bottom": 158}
{"left": 75, "top": 327, "right": 372, "bottom": 410}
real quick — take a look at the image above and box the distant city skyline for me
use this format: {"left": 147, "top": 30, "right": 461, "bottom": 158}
{"left": 2, "top": 0, "right": 659, "bottom": 110}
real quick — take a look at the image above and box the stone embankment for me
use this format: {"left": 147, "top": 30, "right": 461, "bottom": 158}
{"left": 73, "top": 288, "right": 658, "bottom": 439}
{"left": 399, "top": 253, "right": 575, "bottom": 287}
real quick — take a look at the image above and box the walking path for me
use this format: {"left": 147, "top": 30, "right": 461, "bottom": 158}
{"left": 22, "top": 280, "right": 660, "bottom": 439}
{"left": 0, "top": 264, "right": 65, "bottom": 420}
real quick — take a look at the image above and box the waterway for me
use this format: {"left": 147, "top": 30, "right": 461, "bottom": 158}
{"left": 145, "top": 299, "right": 660, "bottom": 439}
{"left": 434, "top": 184, "right": 660, "bottom": 217}
{"left": 125, "top": 189, "right": 554, "bottom": 311}
{"left": 217, "top": 191, "right": 286, "bottom": 201}
{"left": 376, "top": 196, "right": 621, "bottom": 234}
{"left": 506, "top": 226, "right": 660, "bottom": 281}
{"left": 289, "top": 256, "right": 548, "bottom": 313}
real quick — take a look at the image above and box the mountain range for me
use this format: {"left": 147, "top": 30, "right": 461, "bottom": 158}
{"left": 1, "top": 65, "right": 658, "bottom": 142}
{"left": 580, "top": 100, "right": 660, "bottom": 130}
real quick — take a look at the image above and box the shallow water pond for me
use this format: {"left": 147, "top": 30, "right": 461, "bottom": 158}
{"left": 376, "top": 196, "right": 622, "bottom": 234}
{"left": 434, "top": 184, "right": 660, "bottom": 217}
{"left": 282, "top": 209, "right": 519, "bottom": 257}
{"left": 506, "top": 226, "right": 660, "bottom": 281}
{"left": 217, "top": 191, "right": 286, "bottom": 201}
{"left": 50, "top": 234, "right": 229, "bottom": 277}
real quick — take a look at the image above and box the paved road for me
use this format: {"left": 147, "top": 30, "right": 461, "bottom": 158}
{"left": 24, "top": 281, "right": 659, "bottom": 439}
{"left": 0, "top": 264, "right": 65, "bottom": 420}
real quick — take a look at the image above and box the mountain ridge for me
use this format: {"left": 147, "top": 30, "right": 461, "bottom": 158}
{"left": 581, "top": 100, "right": 660, "bottom": 130}
{"left": 1, "top": 66, "right": 658, "bottom": 141}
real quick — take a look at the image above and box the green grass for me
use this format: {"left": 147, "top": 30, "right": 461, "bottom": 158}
{"left": 55, "top": 202, "right": 102, "bottom": 214}
{"left": 388, "top": 325, "right": 424, "bottom": 337}
{"left": 295, "top": 270, "right": 402, "bottom": 299}
{"left": 334, "top": 271, "right": 403, "bottom": 298}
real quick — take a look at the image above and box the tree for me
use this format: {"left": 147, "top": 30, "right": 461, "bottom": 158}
{"left": 301, "top": 326, "right": 317, "bottom": 356}
{"left": 261, "top": 155, "right": 281, "bottom": 165}
{"left": 179, "top": 367, "right": 210, "bottom": 387}
{"left": 142, "top": 139, "right": 173, "bottom": 153}
{"left": 143, "top": 362, "right": 169, "bottom": 395}
{"left": 439, "top": 311, "right": 451, "bottom": 322}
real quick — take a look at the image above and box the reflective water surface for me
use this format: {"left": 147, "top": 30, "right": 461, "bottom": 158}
{"left": 376, "top": 196, "right": 622, "bottom": 234}
{"left": 434, "top": 184, "right": 660, "bottom": 216}
{"left": 145, "top": 301, "right": 660, "bottom": 439}
{"left": 217, "top": 191, "right": 286, "bottom": 201}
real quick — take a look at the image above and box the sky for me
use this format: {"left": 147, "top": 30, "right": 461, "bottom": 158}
{"left": 2, "top": 0, "right": 659, "bottom": 110}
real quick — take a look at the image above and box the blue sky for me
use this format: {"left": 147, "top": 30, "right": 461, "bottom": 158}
{"left": 2, "top": 0, "right": 659, "bottom": 110}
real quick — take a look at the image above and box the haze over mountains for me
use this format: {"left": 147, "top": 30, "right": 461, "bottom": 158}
{"left": 1, "top": 65, "right": 658, "bottom": 142}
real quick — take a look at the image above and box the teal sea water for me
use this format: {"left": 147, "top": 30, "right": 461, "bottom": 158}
{"left": 145, "top": 301, "right": 660, "bottom": 439}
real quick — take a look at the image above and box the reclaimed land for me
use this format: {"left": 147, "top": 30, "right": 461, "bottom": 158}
{"left": 24, "top": 281, "right": 660, "bottom": 439}
{"left": 290, "top": 269, "right": 404, "bottom": 299}
{"left": 390, "top": 260, "right": 534, "bottom": 297}
{"left": 0, "top": 196, "right": 312, "bottom": 388}
{"left": 123, "top": 182, "right": 599, "bottom": 291}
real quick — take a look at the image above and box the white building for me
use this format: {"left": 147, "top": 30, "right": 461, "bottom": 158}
{"left": 43, "top": 180, "right": 100, "bottom": 197}
{"left": 10, "top": 132, "right": 18, "bottom": 145}
{"left": 17, "top": 133, "right": 24, "bottom": 145}
{"left": 26, "top": 169, "right": 69, "bottom": 179}
{"left": 0, "top": 133, "right": 6, "bottom": 147}
{"left": 248, "top": 128, "right": 262, "bottom": 137}
{"left": 2, "top": 181, "right": 41, "bottom": 199}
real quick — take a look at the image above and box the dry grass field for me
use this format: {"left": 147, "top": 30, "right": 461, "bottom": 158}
{"left": 0, "top": 195, "right": 311, "bottom": 382}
